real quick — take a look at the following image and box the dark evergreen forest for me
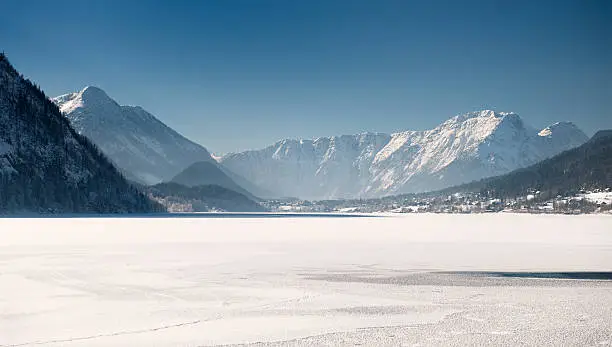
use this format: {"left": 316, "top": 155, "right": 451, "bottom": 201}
{"left": 0, "top": 53, "right": 164, "bottom": 213}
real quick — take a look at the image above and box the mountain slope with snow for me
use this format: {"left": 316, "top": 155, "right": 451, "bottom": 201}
{"left": 53, "top": 87, "right": 215, "bottom": 185}
{"left": 436, "top": 130, "right": 612, "bottom": 199}
{"left": 220, "top": 110, "right": 588, "bottom": 199}
{"left": 0, "top": 54, "right": 161, "bottom": 213}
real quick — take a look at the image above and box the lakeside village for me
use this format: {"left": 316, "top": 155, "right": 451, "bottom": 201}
{"left": 262, "top": 189, "right": 612, "bottom": 215}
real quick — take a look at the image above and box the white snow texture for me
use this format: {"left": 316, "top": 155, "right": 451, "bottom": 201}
{"left": 0, "top": 214, "right": 610, "bottom": 346}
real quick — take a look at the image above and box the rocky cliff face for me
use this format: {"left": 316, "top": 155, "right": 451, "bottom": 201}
{"left": 221, "top": 110, "right": 588, "bottom": 199}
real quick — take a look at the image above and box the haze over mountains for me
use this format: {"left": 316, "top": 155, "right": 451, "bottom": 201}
{"left": 52, "top": 86, "right": 216, "bottom": 185}
{"left": 170, "top": 161, "right": 256, "bottom": 200}
{"left": 51, "top": 86, "right": 270, "bottom": 210}
{"left": 221, "top": 111, "right": 588, "bottom": 199}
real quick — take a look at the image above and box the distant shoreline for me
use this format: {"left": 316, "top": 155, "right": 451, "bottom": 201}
{"left": 0, "top": 212, "right": 380, "bottom": 219}
{"left": 1, "top": 211, "right": 611, "bottom": 218}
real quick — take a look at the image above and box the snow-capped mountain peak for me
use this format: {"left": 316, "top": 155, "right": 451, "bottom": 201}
{"left": 53, "top": 87, "right": 214, "bottom": 184}
{"left": 220, "top": 110, "right": 588, "bottom": 199}
{"left": 538, "top": 121, "right": 581, "bottom": 137}
{"left": 54, "top": 86, "right": 117, "bottom": 114}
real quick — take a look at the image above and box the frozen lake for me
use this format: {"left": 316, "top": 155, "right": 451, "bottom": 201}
{"left": 1, "top": 214, "right": 611, "bottom": 346}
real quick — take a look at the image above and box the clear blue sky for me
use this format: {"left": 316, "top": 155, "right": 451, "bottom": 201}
{"left": 1, "top": 0, "right": 610, "bottom": 154}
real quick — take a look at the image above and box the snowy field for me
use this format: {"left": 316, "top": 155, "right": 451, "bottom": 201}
{"left": 0, "top": 214, "right": 611, "bottom": 346}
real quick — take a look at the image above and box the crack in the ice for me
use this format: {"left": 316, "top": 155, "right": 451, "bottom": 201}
{"left": 208, "top": 310, "right": 468, "bottom": 346}
{"left": 0, "top": 319, "right": 202, "bottom": 346}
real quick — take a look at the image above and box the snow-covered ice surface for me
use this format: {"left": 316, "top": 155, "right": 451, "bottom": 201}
{"left": 0, "top": 214, "right": 611, "bottom": 346}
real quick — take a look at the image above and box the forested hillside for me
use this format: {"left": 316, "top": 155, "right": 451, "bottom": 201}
{"left": 147, "top": 183, "right": 266, "bottom": 212}
{"left": 0, "top": 53, "right": 163, "bottom": 213}
{"left": 438, "top": 131, "right": 612, "bottom": 199}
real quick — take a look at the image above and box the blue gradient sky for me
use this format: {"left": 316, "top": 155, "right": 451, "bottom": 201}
{"left": 1, "top": 0, "right": 610, "bottom": 154}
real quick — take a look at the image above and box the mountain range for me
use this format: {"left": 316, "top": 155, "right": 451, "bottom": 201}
{"left": 52, "top": 86, "right": 589, "bottom": 201}
{"left": 4, "top": 50, "right": 601, "bottom": 214}
{"left": 220, "top": 110, "right": 588, "bottom": 199}
{"left": 267, "top": 130, "right": 612, "bottom": 214}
